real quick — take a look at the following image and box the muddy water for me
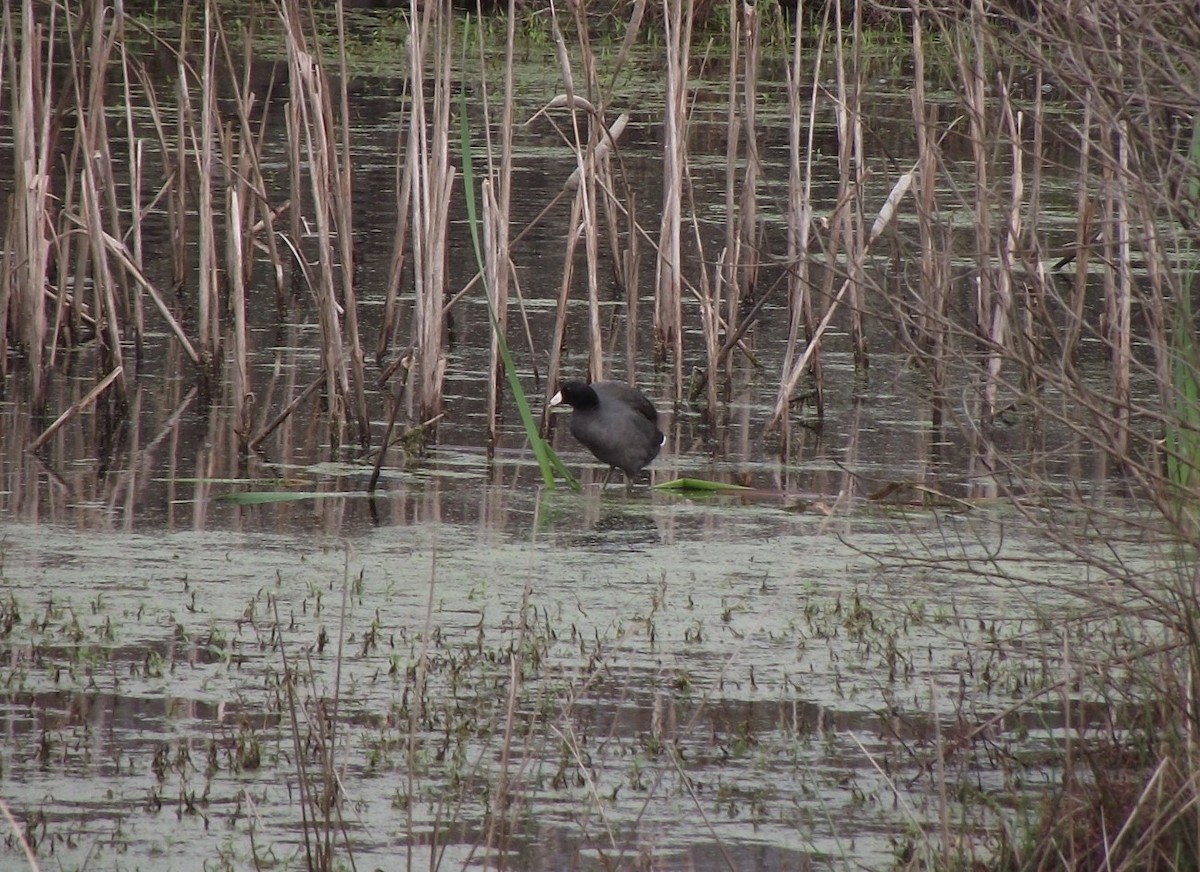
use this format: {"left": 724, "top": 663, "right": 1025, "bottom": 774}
{"left": 0, "top": 32, "right": 1150, "bottom": 872}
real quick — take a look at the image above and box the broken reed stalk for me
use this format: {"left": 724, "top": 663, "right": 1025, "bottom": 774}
{"left": 777, "top": 0, "right": 821, "bottom": 428}
{"left": 408, "top": 0, "right": 455, "bottom": 432}
{"left": 27, "top": 365, "right": 125, "bottom": 454}
{"left": 657, "top": 0, "right": 692, "bottom": 398}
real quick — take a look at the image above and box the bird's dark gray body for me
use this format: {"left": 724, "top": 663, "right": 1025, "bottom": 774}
{"left": 550, "top": 381, "right": 664, "bottom": 478}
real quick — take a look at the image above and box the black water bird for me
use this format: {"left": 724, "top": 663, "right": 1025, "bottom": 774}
{"left": 549, "top": 381, "right": 665, "bottom": 482}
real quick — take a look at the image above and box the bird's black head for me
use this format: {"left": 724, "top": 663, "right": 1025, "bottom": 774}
{"left": 550, "top": 381, "right": 598, "bottom": 409}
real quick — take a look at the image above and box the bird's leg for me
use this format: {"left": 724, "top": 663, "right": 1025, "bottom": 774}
{"left": 601, "top": 467, "right": 615, "bottom": 489}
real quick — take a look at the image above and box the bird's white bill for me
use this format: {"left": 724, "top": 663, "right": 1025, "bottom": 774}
{"left": 549, "top": 391, "right": 564, "bottom": 406}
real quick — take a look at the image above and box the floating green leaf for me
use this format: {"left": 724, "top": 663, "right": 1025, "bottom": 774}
{"left": 654, "top": 478, "right": 752, "bottom": 492}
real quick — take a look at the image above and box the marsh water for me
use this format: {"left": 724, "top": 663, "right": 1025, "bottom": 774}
{"left": 0, "top": 23, "right": 1160, "bottom": 872}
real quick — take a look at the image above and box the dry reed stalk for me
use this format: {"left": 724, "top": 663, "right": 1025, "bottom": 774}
{"left": 1108, "top": 105, "right": 1134, "bottom": 460}
{"left": 280, "top": 0, "right": 362, "bottom": 450}
{"left": 249, "top": 372, "right": 324, "bottom": 452}
{"left": 1019, "top": 64, "right": 1047, "bottom": 399}
{"left": 736, "top": 1, "right": 761, "bottom": 309}
{"left": 380, "top": 109, "right": 414, "bottom": 364}
{"left": 227, "top": 178, "right": 251, "bottom": 444}
{"left": 79, "top": 1, "right": 131, "bottom": 338}
{"left": 218, "top": 7, "right": 288, "bottom": 310}
{"left": 7, "top": 0, "right": 54, "bottom": 410}
{"left": 1062, "top": 100, "right": 1092, "bottom": 370}
{"left": 542, "top": 192, "right": 584, "bottom": 432}
{"left": 549, "top": 4, "right": 603, "bottom": 382}
{"left": 27, "top": 366, "right": 125, "bottom": 454}
{"left": 170, "top": 17, "right": 191, "bottom": 291}
{"left": 699, "top": 252, "right": 723, "bottom": 415}
{"left": 0, "top": 796, "right": 40, "bottom": 872}
{"left": 777, "top": 0, "right": 822, "bottom": 425}
{"left": 656, "top": 0, "right": 692, "bottom": 397}
{"left": 601, "top": 0, "right": 645, "bottom": 300}
{"left": 328, "top": 0, "right": 370, "bottom": 450}
{"left": 483, "top": 179, "right": 508, "bottom": 448}
{"left": 115, "top": 14, "right": 146, "bottom": 359}
{"left": 568, "top": 1, "right": 612, "bottom": 377}
{"left": 624, "top": 193, "right": 640, "bottom": 381}
{"left": 983, "top": 90, "right": 1019, "bottom": 427}
{"left": 485, "top": 583, "right": 534, "bottom": 864}
{"left": 65, "top": 213, "right": 201, "bottom": 367}
{"left": 908, "top": 0, "right": 937, "bottom": 342}
{"left": 197, "top": 2, "right": 220, "bottom": 381}
{"left": 487, "top": 0, "right": 517, "bottom": 448}
{"left": 721, "top": 0, "right": 741, "bottom": 343}
{"left": 961, "top": 0, "right": 993, "bottom": 347}
{"left": 838, "top": 0, "right": 868, "bottom": 372}
{"left": 126, "top": 49, "right": 184, "bottom": 299}
{"left": 68, "top": 0, "right": 129, "bottom": 400}
{"left": 81, "top": 169, "right": 128, "bottom": 400}
{"left": 907, "top": 0, "right": 949, "bottom": 429}
{"left": 407, "top": 0, "right": 455, "bottom": 431}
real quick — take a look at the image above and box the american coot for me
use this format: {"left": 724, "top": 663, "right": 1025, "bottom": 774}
{"left": 549, "top": 380, "right": 665, "bottom": 482}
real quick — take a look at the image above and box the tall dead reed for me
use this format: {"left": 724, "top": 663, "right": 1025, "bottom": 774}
{"left": 907, "top": 0, "right": 948, "bottom": 428}
{"left": 776, "top": 0, "right": 822, "bottom": 430}
{"left": 279, "top": 0, "right": 370, "bottom": 451}
{"left": 4, "top": 0, "right": 55, "bottom": 412}
{"left": 656, "top": 0, "right": 692, "bottom": 398}
{"left": 399, "top": 0, "right": 456, "bottom": 433}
